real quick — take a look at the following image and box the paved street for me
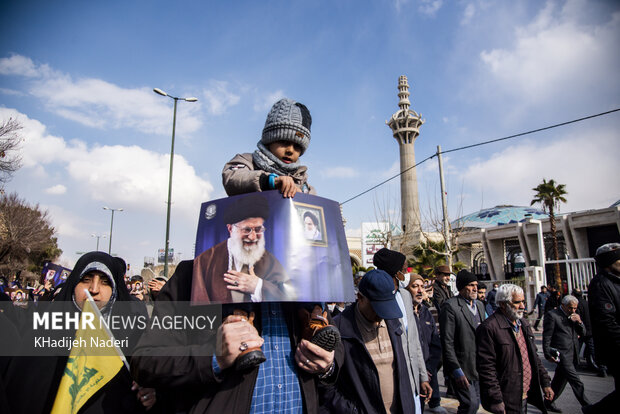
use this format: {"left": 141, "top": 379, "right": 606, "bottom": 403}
{"left": 432, "top": 330, "right": 614, "bottom": 414}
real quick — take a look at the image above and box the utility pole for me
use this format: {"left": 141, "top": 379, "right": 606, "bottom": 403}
{"left": 437, "top": 145, "right": 452, "bottom": 267}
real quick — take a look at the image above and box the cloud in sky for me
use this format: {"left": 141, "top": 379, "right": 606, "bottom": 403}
{"left": 43, "top": 203, "right": 92, "bottom": 239}
{"left": 4, "top": 107, "right": 214, "bottom": 219}
{"left": 202, "top": 80, "right": 241, "bottom": 115}
{"left": 418, "top": 0, "right": 443, "bottom": 16}
{"left": 0, "top": 54, "right": 48, "bottom": 77}
{"left": 45, "top": 184, "right": 67, "bottom": 195}
{"left": 479, "top": 1, "right": 620, "bottom": 106}
{"left": 0, "top": 54, "right": 203, "bottom": 135}
{"left": 461, "top": 130, "right": 619, "bottom": 213}
{"left": 461, "top": 3, "right": 476, "bottom": 25}
{"left": 381, "top": 160, "right": 400, "bottom": 178}
{"left": 253, "top": 90, "right": 285, "bottom": 112}
{"left": 66, "top": 145, "right": 213, "bottom": 217}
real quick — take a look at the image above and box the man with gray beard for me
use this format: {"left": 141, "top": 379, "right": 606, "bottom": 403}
{"left": 191, "top": 194, "right": 292, "bottom": 303}
{"left": 476, "top": 284, "right": 553, "bottom": 414}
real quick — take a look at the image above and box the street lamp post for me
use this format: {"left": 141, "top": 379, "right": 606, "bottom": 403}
{"left": 91, "top": 233, "right": 107, "bottom": 251}
{"left": 153, "top": 88, "right": 197, "bottom": 278}
{"left": 103, "top": 207, "right": 123, "bottom": 255}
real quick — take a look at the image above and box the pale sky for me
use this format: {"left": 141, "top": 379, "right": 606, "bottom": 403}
{"left": 1, "top": 0, "right": 619, "bottom": 271}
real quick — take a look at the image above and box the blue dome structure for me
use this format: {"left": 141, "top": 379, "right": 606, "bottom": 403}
{"left": 452, "top": 205, "right": 548, "bottom": 230}
{"left": 611, "top": 199, "right": 620, "bottom": 208}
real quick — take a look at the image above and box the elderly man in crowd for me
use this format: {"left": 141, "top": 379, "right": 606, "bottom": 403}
{"left": 373, "top": 248, "right": 432, "bottom": 412}
{"left": 432, "top": 265, "right": 454, "bottom": 313}
{"left": 192, "top": 194, "right": 291, "bottom": 303}
{"left": 583, "top": 243, "right": 620, "bottom": 413}
{"left": 543, "top": 295, "right": 591, "bottom": 412}
{"left": 409, "top": 273, "right": 447, "bottom": 413}
{"left": 440, "top": 269, "right": 486, "bottom": 414}
{"left": 476, "top": 284, "right": 554, "bottom": 414}
{"left": 320, "top": 269, "right": 415, "bottom": 413}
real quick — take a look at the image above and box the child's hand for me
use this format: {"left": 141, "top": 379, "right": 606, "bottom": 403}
{"left": 275, "top": 176, "right": 298, "bottom": 198}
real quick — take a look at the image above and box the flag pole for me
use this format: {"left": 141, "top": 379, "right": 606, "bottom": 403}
{"left": 84, "top": 289, "right": 130, "bottom": 371}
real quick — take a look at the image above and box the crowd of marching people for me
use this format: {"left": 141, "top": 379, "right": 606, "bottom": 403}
{"left": 0, "top": 97, "right": 618, "bottom": 413}
{"left": 1, "top": 244, "right": 618, "bottom": 414}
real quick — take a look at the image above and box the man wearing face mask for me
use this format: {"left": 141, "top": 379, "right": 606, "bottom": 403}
{"left": 373, "top": 248, "right": 432, "bottom": 413}
{"left": 409, "top": 274, "right": 446, "bottom": 413}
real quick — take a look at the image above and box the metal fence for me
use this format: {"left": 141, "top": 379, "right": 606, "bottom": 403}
{"left": 546, "top": 258, "right": 597, "bottom": 293}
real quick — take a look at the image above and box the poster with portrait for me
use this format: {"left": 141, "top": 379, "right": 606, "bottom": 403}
{"left": 193, "top": 191, "right": 355, "bottom": 304}
{"left": 294, "top": 202, "right": 328, "bottom": 246}
{"left": 40, "top": 263, "right": 72, "bottom": 288}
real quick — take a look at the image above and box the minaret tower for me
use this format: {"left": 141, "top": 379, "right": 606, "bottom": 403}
{"left": 386, "top": 75, "right": 425, "bottom": 241}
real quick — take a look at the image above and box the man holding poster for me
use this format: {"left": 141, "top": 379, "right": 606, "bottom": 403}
{"left": 132, "top": 98, "right": 351, "bottom": 414}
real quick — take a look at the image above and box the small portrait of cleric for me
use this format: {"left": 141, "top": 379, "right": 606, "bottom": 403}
{"left": 295, "top": 202, "right": 327, "bottom": 246}
{"left": 191, "top": 194, "right": 294, "bottom": 304}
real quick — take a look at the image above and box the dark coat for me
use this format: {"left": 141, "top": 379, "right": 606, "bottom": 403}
{"left": 414, "top": 304, "right": 442, "bottom": 373}
{"left": 575, "top": 294, "right": 592, "bottom": 336}
{"left": 544, "top": 292, "right": 561, "bottom": 314}
{"left": 533, "top": 292, "right": 549, "bottom": 313}
{"left": 486, "top": 288, "right": 498, "bottom": 312}
{"left": 542, "top": 307, "right": 585, "bottom": 364}
{"left": 476, "top": 311, "right": 551, "bottom": 414}
{"left": 319, "top": 304, "right": 414, "bottom": 414}
{"left": 4, "top": 251, "right": 148, "bottom": 414}
{"left": 132, "top": 260, "right": 343, "bottom": 414}
{"left": 439, "top": 296, "right": 486, "bottom": 381}
{"left": 432, "top": 281, "right": 453, "bottom": 313}
{"left": 587, "top": 270, "right": 620, "bottom": 371}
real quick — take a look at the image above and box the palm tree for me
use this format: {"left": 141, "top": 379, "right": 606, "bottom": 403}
{"left": 408, "top": 240, "right": 466, "bottom": 276}
{"left": 531, "top": 179, "right": 567, "bottom": 289}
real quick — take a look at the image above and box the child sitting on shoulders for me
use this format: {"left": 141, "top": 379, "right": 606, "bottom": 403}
{"left": 222, "top": 98, "right": 340, "bottom": 370}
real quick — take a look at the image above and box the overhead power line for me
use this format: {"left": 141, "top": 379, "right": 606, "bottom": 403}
{"left": 339, "top": 155, "right": 434, "bottom": 206}
{"left": 340, "top": 107, "right": 620, "bottom": 206}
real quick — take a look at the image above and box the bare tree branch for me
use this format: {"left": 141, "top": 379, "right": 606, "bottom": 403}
{"left": 0, "top": 118, "right": 24, "bottom": 189}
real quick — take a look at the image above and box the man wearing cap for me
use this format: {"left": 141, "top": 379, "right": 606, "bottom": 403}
{"left": 373, "top": 248, "right": 432, "bottom": 412}
{"left": 191, "top": 194, "right": 291, "bottom": 303}
{"left": 409, "top": 273, "right": 446, "bottom": 413}
{"left": 439, "top": 269, "right": 486, "bottom": 414}
{"left": 320, "top": 269, "right": 415, "bottom": 413}
{"left": 433, "top": 265, "right": 454, "bottom": 313}
{"left": 583, "top": 243, "right": 620, "bottom": 413}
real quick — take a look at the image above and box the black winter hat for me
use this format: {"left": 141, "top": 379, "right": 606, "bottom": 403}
{"left": 223, "top": 194, "right": 270, "bottom": 225}
{"left": 456, "top": 269, "right": 477, "bottom": 291}
{"left": 373, "top": 248, "right": 406, "bottom": 277}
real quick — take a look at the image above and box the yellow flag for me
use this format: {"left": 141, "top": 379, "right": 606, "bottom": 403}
{"left": 51, "top": 293, "right": 125, "bottom": 414}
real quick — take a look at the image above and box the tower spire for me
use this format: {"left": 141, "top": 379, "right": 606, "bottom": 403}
{"left": 386, "top": 75, "right": 425, "bottom": 242}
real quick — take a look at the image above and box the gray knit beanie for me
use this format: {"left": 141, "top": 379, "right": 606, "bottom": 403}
{"left": 595, "top": 243, "right": 620, "bottom": 268}
{"left": 261, "top": 98, "right": 311, "bottom": 154}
